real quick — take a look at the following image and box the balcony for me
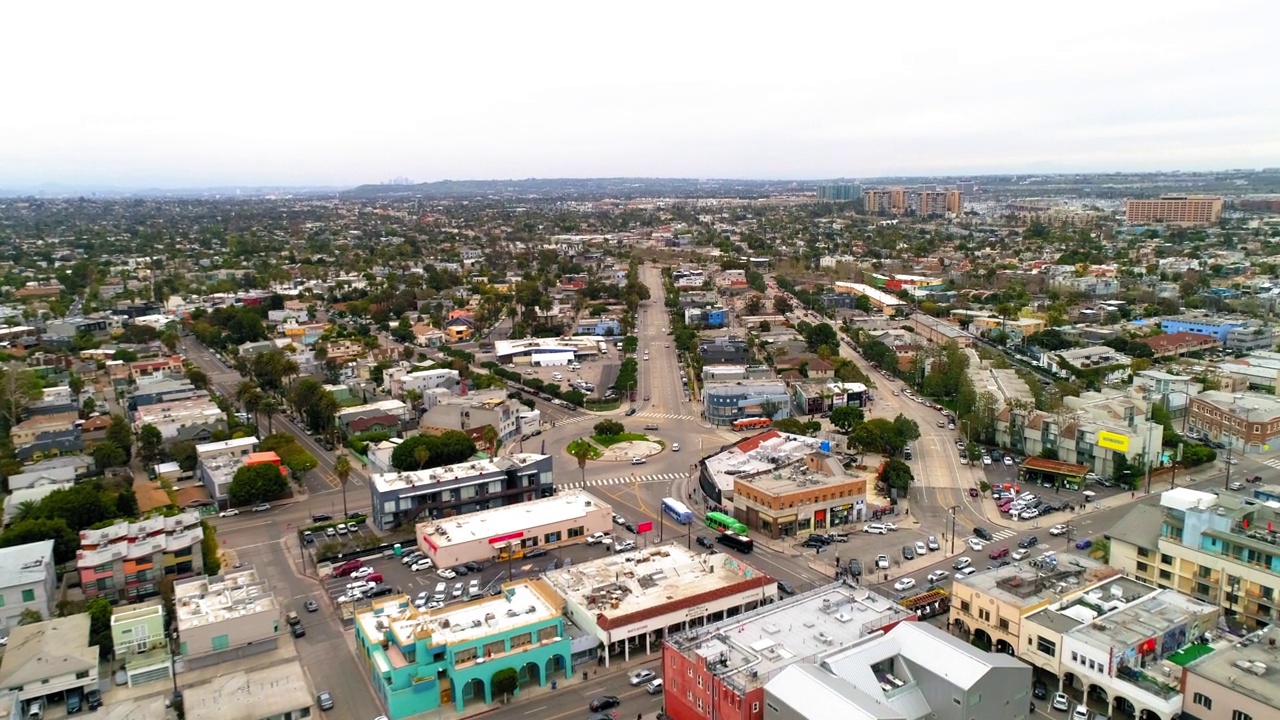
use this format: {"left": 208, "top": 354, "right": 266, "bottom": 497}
{"left": 1115, "top": 665, "right": 1181, "bottom": 701}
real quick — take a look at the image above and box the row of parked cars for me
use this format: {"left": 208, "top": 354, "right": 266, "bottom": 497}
{"left": 994, "top": 489, "right": 1066, "bottom": 521}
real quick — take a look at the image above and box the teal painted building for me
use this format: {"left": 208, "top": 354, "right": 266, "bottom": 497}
{"left": 354, "top": 580, "right": 572, "bottom": 719}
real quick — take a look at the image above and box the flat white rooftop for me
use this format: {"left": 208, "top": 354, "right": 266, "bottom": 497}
{"left": 184, "top": 660, "right": 313, "bottom": 720}
{"left": 358, "top": 580, "right": 561, "bottom": 647}
{"left": 544, "top": 542, "right": 768, "bottom": 622}
{"left": 175, "top": 568, "right": 277, "bottom": 630}
{"left": 418, "top": 490, "right": 610, "bottom": 548}
{"left": 372, "top": 453, "right": 548, "bottom": 494}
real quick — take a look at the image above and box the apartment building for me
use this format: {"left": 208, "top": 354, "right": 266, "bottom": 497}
{"left": 132, "top": 397, "right": 227, "bottom": 443}
{"left": 76, "top": 510, "right": 205, "bottom": 602}
{"left": 184, "top": 662, "right": 315, "bottom": 720}
{"left": 703, "top": 381, "right": 791, "bottom": 428}
{"left": 368, "top": 453, "right": 554, "bottom": 531}
{"left": 175, "top": 567, "right": 280, "bottom": 668}
{"left": 1126, "top": 196, "right": 1224, "bottom": 227}
{"left": 917, "top": 190, "right": 948, "bottom": 216}
{"left": 0, "top": 615, "right": 100, "bottom": 713}
{"left": 111, "top": 600, "right": 172, "bottom": 687}
{"left": 908, "top": 312, "right": 974, "bottom": 347}
{"left": 765, "top": 622, "right": 1030, "bottom": 720}
{"left": 946, "top": 189, "right": 963, "bottom": 214}
{"left": 353, "top": 580, "right": 571, "bottom": 718}
{"left": 833, "top": 282, "right": 907, "bottom": 316}
{"left": 862, "top": 189, "right": 892, "bottom": 214}
{"left": 1107, "top": 487, "right": 1280, "bottom": 634}
{"left": 1186, "top": 391, "right": 1280, "bottom": 453}
{"left": 385, "top": 367, "right": 461, "bottom": 398}
{"left": 0, "top": 541, "right": 56, "bottom": 639}
{"left": 1041, "top": 346, "right": 1132, "bottom": 385}
{"left": 997, "top": 390, "right": 1164, "bottom": 479}
{"left": 816, "top": 183, "right": 859, "bottom": 202}
{"left": 419, "top": 390, "right": 519, "bottom": 444}
{"left": 663, "top": 583, "right": 913, "bottom": 720}
{"left": 8, "top": 411, "right": 78, "bottom": 447}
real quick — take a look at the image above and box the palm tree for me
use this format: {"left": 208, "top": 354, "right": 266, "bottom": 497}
{"left": 335, "top": 454, "right": 352, "bottom": 518}
{"left": 413, "top": 445, "right": 431, "bottom": 470}
{"left": 11, "top": 500, "right": 39, "bottom": 524}
{"left": 481, "top": 424, "right": 499, "bottom": 454}
{"left": 567, "top": 439, "right": 592, "bottom": 485}
{"left": 258, "top": 395, "right": 280, "bottom": 435}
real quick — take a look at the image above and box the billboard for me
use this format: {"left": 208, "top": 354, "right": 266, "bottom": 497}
{"left": 1097, "top": 431, "right": 1130, "bottom": 453}
{"left": 636, "top": 521, "right": 654, "bottom": 534}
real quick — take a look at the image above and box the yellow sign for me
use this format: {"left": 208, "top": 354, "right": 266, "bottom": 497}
{"left": 1097, "top": 431, "right": 1130, "bottom": 453}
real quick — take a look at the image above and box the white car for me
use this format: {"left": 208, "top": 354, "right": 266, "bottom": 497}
{"left": 1071, "top": 705, "right": 1090, "bottom": 720}
{"left": 219, "top": 509, "right": 240, "bottom": 517}
{"left": 914, "top": 541, "right": 928, "bottom": 555}
{"left": 893, "top": 578, "right": 916, "bottom": 592}
{"left": 953, "top": 556, "right": 972, "bottom": 570}
{"left": 967, "top": 537, "right": 984, "bottom": 551}
{"left": 862, "top": 523, "right": 887, "bottom": 535}
{"left": 1019, "top": 508, "right": 1040, "bottom": 520}
{"left": 959, "top": 456, "right": 969, "bottom": 465}
{"left": 586, "top": 532, "right": 610, "bottom": 545}
{"left": 883, "top": 522, "right": 898, "bottom": 532}
{"left": 926, "top": 570, "right": 950, "bottom": 584}
{"left": 1011, "top": 548, "right": 1030, "bottom": 561}
{"left": 1049, "top": 524, "right": 1069, "bottom": 536}
{"left": 411, "top": 559, "right": 433, "bottom": 572}
{"left": 875, "top": 554, "right": 890, "bottom": 569}
{"left": 335, "top": 523, "right": 349, "bottom": 534}
{"left": 349, "top": 566, "right": 374, "bottom": 579}
{"left": 956, "top": 567, "right": 978, "bottom": 578}
{"left": 612, "top": 514, "right": 626, "bottom": 526}
{"left": 612, "top": 540, "right": 636, "bottom": 552}
{"left": 436, "top": 567, "right": 456, "bottom": 579}
{"left": 346, "top": 580, "right": 375, "bottom": 594}
{"left": 629, "top": 669, "right": 657, "bottom": 686}
{"left": 1052, "top": 693, "right": 1070, "bottom": 711}
{"left": 982, "top": 456, "right": 993, "bottom": 466}
{"left": 1003, "top": 456, "right": 1013, "bottom": 466}
{"left": 414, "top": 591, "right": 430, "bottom": 608}
{"left": 672, "top": 443, "right": 680, "bottom": 452}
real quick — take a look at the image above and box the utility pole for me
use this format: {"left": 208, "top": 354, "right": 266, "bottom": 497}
{"left": 948, "top": 505, "right": 959, "bottom": 555}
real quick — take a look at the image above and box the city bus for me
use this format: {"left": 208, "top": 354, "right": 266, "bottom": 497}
{"left": 705, "top": 511, "right": 748, "bottom": 535}
{"left": 716, "top": 532, "right": 754, "bottom": 553}
{"left": 661, "top": 497, "right": 694, "bottom": 525}
{"left": 732, "top": 417, "right": 772, "bottom": 431}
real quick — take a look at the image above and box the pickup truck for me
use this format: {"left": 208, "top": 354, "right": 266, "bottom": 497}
{"left": 586, "top": 532, "right": 611, "bottom": 545}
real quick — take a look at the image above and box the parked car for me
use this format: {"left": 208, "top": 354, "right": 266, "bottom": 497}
{"left": 332, "top": 559, "right": 363, "bottom": 577}
{"left": 876, "top": 554, "right": 890, "bottom": 569}
{"left": 777, "top": 580, "right": 796, "bottom": 595}
{"left": 862, "top": 523, "right": 888, "bottom": 534}
{"left": 914, "top": 540, "right": 928, "bottom": 555}
{"left": 316, "top": 691, "right": 334, "bottom": 711}
{"left": 1228, "top": 481, "right": 1245, "bottom": 491}
{"left": 847, "top": 558, "right": 862, "bottom": 576}
{"left": 902, "top": 545, "right": 915, "bottom": 560}
{"left": 435, "top": 567, "right": 456, "bottom": 579}
{"left": 252, "top": 503, "right": 271, "bottom": 512}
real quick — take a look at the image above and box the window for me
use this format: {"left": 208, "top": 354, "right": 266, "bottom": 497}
{"left": 510, "top": 633, "right": 532, "bottom": 649}
{"left": 1192, "top": 692, "right": 1212, "bottom": 709}
{"left": 1071, "top": 651, "right": 1079, "bottom": 663}
{"left": 538, "top": 626, "right": 558, "bottom": 642}
{"left": 454, "top": 647, "right": 477, "bottom": 664}
{"left": 1036, "top": 637, "right": 1057, "bottom": 656}
{"left": 1231, "top": 711, "right": 1252, "bottom": 720}
{"left": 483, "top": 640, "right": 504, "bottom": 658}
{"left": 998, "top": 618, "right": 1010, "bottom": 632}
{"left": 697, "top": 698, "right": 703, "bottom": 711}
{"left": 211, "top": 634, "right": 230, "bottom": 651}
{"left": 1159, "top": 570, "right": 1172, "bottom": 581}
{"left": 697, "top": 676, "right": 703, "bottom": 688}
{"left": 751, "top": 702, "right": 760, "bottom": 713}
{"left": 960, "top": 600, "right": 970, "bottom": 614}
{"left": 76, "top": 671, "right": 89, "bottom": 679}
{"left": 568, "top": 526, "right": 585, "bottom": 539}
{"left": 978, "top": 608, "right": 991, "bottom": 622}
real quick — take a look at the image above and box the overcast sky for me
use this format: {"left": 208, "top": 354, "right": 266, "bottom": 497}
{"left": 2, "top": 1, "right": 1277, "bottom": 188}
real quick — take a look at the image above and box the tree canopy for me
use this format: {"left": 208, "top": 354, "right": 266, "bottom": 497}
{"left": 228, "top": 462, "right": 289, "bottom": 506}
{"left": 390, "top": 431, "right": 477, "bottom": 472}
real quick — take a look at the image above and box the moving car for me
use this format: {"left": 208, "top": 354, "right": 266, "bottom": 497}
{"left": 1011, "top": 548, "right": 1030, "bottom": 561}
{"left": 1076, "top": 538, "right": 1093, "bottom": 550}
{"left": 304, "top": 599, "right": 319, "bottom": 612}
{"left": 1018, "top": 535, "right": 1039, "bottom": 549}
{"left": 612, "top": 514, "right": 626, "bottom": 526}
{"left": 956, "top": 567, "right": 978, "bottom": 578}
{"left": 893, "top": 578, "right": 916, "bottom": 592}
{"left": 862, "top": 523, "right": 888, "bottom": 534}
{"left": 777, "top": 580, "right": 796, "bottom": 595}
{"left": 974, "top": 527, "right": 993, "bottom": 541}
{"left": 1228, "top": 481, "right": 1245, "bottom": 491}
{"left": 696, "top": 535, "right": 714, "bottom": 549}
{"left": 629, "top": 669, "right": 657, "bottom": 686}
{"left": 926, "top": 570, "right": 950, "bottom": 584}
{"left": 219, "top": 509, "right": 240, "bottom": 517}
{"left": 989, "top": 546, "right": 1010, "bottom": 560}
{"left": 967, "top": 537, "right": 984, "bottom": 551}
{"left": 586, "top": 532, "right": 611, "bottom": 545}
{"left": 612, "top": 539, "right": 637, "bottom": 552}
{"left": 252, "top": 503, "right": 271, "bottom": 512}
{"left": 1049, "top": 524, "right": 1069, "bottom": 536}
{"left": 953, "top": 556, "right": 972, "bottom": 570}
{"left": 590, "top": 696, "right": 621, "bottom": 712}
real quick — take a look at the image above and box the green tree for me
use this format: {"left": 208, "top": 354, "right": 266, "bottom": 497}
{"left": 169, "top": 440, "right": 198, "bottom": 472}
{"left": 758, "top": 398, "right": 784, "bottom": 421}
{"left": 593, "top": 419, "right": 625, "bottom": 437}
{"left": 567, "top": 438, "right": 593, "bottom": 484}
{"left": 92, "top": 440, "right": 127, "bottom": 470}
{"left": 389, "top": 431, "right": 477, "bottom": 472}
{"left": 854, "top": 294, "right": 874, "bottom": 313}
{"left": 68, "top": 372, "right": 85, "bottom": 399}
{"left": 228, "top": 463, "right": 289, "bottom": 506}
{"left": 829, "top": 405, "right": 863, "bottom": 433}
{"left": 0, "top": 518, "right": 79, "bottom": 564}
{"left": 138, "top": 423, "right": 164, "bottom": 464}
{"left": 201, "top": 519, "right": 222, "bottom": 574}
{"left": 771, "top": 417, "right": 809, "bottom": 435}
{"left": 87, "top": 597, "right": 115, "bottom": 660}
{"left": 105, "top": 415, "right": 134, "bottom": 461}
{"left": 879, "top": 458, "right": 914, "bottom": 494}
{"left": 82, "top": 396, "right": 97, "bottom": 416}
{"left": 17, "top": 608, "right": 43, "bottom": 625}
{"left": 491, "top": 667, "right": 519, "bottom": 701}
{"left": 36, "top": 483, "right": 115, "bottom": 530}
{"left": 115, "top": 488, "right": 140, "bottom": 518}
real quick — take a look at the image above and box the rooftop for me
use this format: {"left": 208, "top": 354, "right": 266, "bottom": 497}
{"left": 417, "top": 490, "right": 611, "bottom": 548}
{"left": 174, "top": 567, "right": 277, "bottom": 630}
{"left": 195, "top": 436, "right": 258, "bottom": 456}
{"left": 372, "top": 453, "right": 548, "bottom": 494}
{"left": 133, "top": 397, "right": 223, "bottom": 424}
{"left": 184, "top": 660, "right": 314, "bottom": 720}
{"left": 734, "top": 453, "right": 866, "bottom": 496}
{"left": 357, "top": 579, "right": 562, "bottom": 650}
{"left": 0, "top": 540, "right": 54, "bottom": 588}
{"left": 667, "top": 583, "right": 911, "bottom": 693}
{"left": 545, "top": 542, "right": 774, "bottom": 632}
{"left": 1106, "top": 504, "right": 1164, "bottom": 550}
{"left": 954, "top": 551, "right": 1120, "bottom": 609}
{"left": 1073, "top": 592, "right": 1215, "bottom": 655}
{"left": 0, "top": 615, "right": 97, "bottom": 688}
{"left": 1186, "top": 625, "right": 1280, "bottom": 710}
{"left": 1027, "top": 575, "right": 1160, "bottom": 636}
{"left": 1193, "top": 390, "right": 1280, "bottom": 418}
{"left": 703, "top": 430, "right": 842, "bottom": 495}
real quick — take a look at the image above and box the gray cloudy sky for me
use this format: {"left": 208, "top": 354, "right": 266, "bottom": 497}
{"left": 2, "top": 1, "right": 1277, "bottom": 188}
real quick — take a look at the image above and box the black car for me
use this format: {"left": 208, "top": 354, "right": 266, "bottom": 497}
{"left": 1018, "top": 535, "right": 1039, "bottom": 549}
{"left": 802, "top": 537, "right": 827, "bottom": 549}
{"left": 453, "top": 566, "right": 470, "bottom": 576}
{"left": 463, "top": 561, "right": 485, "bottom": 572}
{"left": 589, "top": 696, "right": 621, "bottom": 712}
{"left": 524, "top": 547, "right": 548, "bottom": 558}
{"left": 847, "top": 558, "right": 862, "bottom": 576}
{"left": 366, "top": 584, "right": 394, "bottom": 598}
{"left": 777, "top": 580, "right": 796, "bottom": 595}
{"left": 625, "top": 523, "right": 638, "bottom": 534}
{"left": 625, "top": 408, "right": 637, "bottom": 416}
{"left": 974, "top": 527, "right": 993, "bottom": 541}
{"left": 85, "top": 689, "right": 102, "bottom": 710}
{"left": 805, "top": 534, "right": 832, "bottom": 545}
{"left": 902, "top": 545, "right": 915, "bottom": 560}
{"left": 291, "top": 623, "right": 306, "bottom": 638}
{"left": 696, "top": 535, "right": 714, "bottom": 549}
{"left": 1032, "top": 681, "right": 1048, "bottom": 699}
{"left": 311, "top": 513, "right": 333, "bottom": 522}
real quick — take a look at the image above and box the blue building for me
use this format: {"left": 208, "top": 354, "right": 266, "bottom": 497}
{"left": 354, "top": 581, "right": 572, "bottom": 719}
{"left": 703, "top": 381, "right": 792, "bottom": 427}
{"left": 1159, "top": 315, "right": 1243, "bottom": 344}
{"left": 574, "top": 317, "right": 622, "bottom": 336}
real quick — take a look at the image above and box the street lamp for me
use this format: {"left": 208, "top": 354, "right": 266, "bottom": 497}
{"left": 948, "top": 505, "right": 959, "bottom": 555}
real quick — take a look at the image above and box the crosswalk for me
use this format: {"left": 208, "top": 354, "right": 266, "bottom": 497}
{"left": 555, "top": 415, "right": 593, "bottom": 425}
{"left": 635, "top": 412, "right": 697, "bottom": 421}
{"left": 1261, "top": 458, "right": 1280, "bottom": 470}
{"left": 964, "top": 528, "right": 1017, "bottom": 547}
{"left": 557, "top": 472, "right": 687, "bottom": 490}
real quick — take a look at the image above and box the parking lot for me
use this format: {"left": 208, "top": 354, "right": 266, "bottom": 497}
{"left": 302, "top": 517, "right": 379, "bottom": 556}
{"left": 508, "top": 354, "right": 619, "bottom": 400}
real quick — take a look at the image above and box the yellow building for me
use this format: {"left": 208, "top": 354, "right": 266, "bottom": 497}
{"left": 1107, "top": 487, "right": 1280, "bottom": 633}
{"left": 971, "top": 316, "right": 1046, "bottom": 337}
{"left": 1125, "top": 195, "right": 1222, "bottom": 227}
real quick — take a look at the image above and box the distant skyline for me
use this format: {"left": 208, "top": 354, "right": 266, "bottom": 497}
{"left": 2, "top": 1, "right": 1277, "bottom": 189}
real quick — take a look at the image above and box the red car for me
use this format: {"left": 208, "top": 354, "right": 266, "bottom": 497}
{"left": 333, "top": 559, "right": 364, "bottom": 577}
{"left": 968, "top": 488, "right": 980, "bottom": 498}
{"left": 989, "top": 546, "right": 1010, "bottom": 560}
